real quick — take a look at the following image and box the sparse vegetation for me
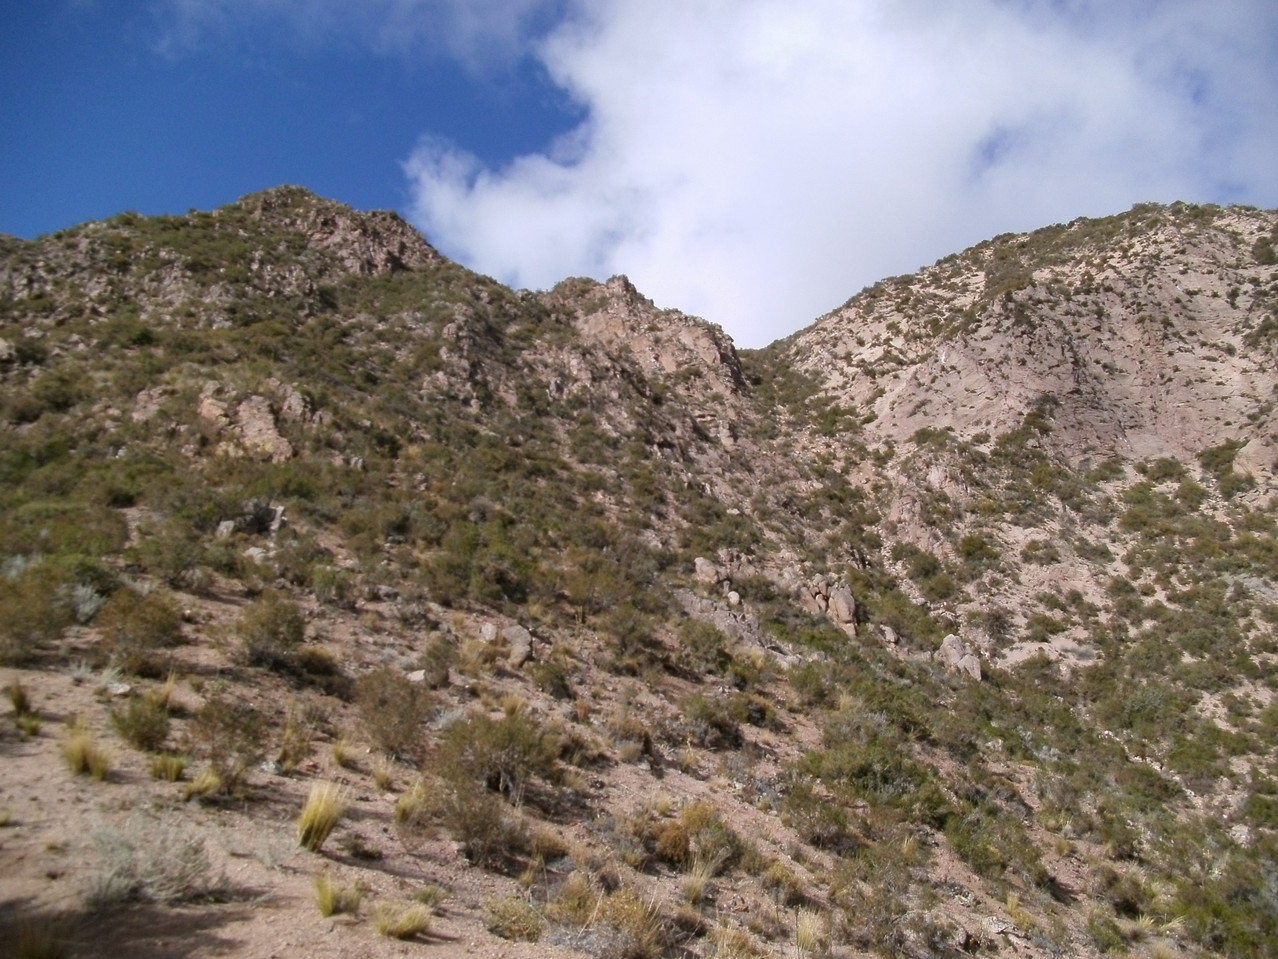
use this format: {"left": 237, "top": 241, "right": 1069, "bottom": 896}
{"left": 3, "top": 192, "right": 1278, "bottom": 959}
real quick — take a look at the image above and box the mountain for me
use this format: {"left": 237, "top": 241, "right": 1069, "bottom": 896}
{"left": 2, "top": 187, "right": 1278, "bottom": 959}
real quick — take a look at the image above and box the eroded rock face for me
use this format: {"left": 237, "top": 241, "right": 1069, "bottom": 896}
{"left": 543, "top": 275, "right": 745, "bottom": 404}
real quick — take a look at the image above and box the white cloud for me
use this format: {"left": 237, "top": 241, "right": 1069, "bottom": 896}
{"left": 150, "top": 0, "right": 559, "bottom": 65}
{"left": 405, "top": 0, "right": 1278, "bottom": 346}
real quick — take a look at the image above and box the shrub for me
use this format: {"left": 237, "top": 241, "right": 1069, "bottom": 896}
{"left": 676, "top": 620, "right": 732, "bottom": 676}
{"left": 110, "top": 696, "right": 170, "bottom": 751}
{"left": 680, "top": 694, "right": 743, "bottom": 750}
{"left": 485, "top": 895, "right": 544, "bottom": 941}
{"left": 356, "top": 666, "right": 434, "bottom": 760}
{"left": 438, "top": 781, "right": 527, "bottom": 868}
{"left": 185, "top": 693, "right": 265, "bottom": 794}
{"left": 97, "top": 588, "right": 183, "bottom": 676}
{"left": 0, "top": 564, "right": 74, "bottom": 665}
{"left": 435, "top": 709, "right": 558, "bottom": 801}
{"left": 297, "top": 781, "right": 348, "bottom": 853}
{"left": 87, "top": 815, "right": 225, "bottom": 908}
{"left": 237, "top": 590, "right": 305, "bottom": 671}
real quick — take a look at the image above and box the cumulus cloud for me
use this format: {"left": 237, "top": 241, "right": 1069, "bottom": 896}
{"left": 405, "top": 0, "right": 1278, "bottom": 346}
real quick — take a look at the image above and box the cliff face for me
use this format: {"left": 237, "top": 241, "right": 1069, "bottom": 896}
{"left": 3, "top": 190, "right": 1278, "bottom": 959}
{"left": 784, "top": 203, "right": 1278, "bottom": 470}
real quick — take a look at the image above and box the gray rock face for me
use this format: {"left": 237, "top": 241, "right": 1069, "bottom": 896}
{"left": 828, "top": 586, "right": 857, "bottom": 628}
{"left": 937, "top": 634, "right": 982, "bottom": 680}
{"left": 502, "top": 624, "right": 534, "bottom": 669}
{"left": 694, "top": 557, "right": 725, "bottom": 586}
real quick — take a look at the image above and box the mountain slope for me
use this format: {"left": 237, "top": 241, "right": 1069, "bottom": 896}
{"left": 2, "top": 189, "right": 1278, "bottom": 959}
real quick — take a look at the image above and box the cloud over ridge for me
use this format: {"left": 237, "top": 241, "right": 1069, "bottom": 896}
{"left": 404, "top": 0, "right": 1278, "bottom": 346}
{"left": 154, "top": 0, "right": 1278, "bottom": 346}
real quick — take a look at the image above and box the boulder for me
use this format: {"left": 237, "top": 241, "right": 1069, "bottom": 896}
{"left": 937, "top": 634, "right": 982, "bottom": 680}
{"left": 828, "top": 586, "right": 857, "bottom": 625}
{"left": 502, "top": 624, "right": 534, "bottom": 668}
{"left": 693, "top": 557, "right": 724, "bottom": 586}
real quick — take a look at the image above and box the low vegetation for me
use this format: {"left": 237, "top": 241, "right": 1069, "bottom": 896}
{"left": 2, "top": 191, "right": 1277, "bottom": 957}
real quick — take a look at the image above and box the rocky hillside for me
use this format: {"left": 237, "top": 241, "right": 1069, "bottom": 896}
{"left": 2, "top": 188, "right": 1278, "bottom": 959}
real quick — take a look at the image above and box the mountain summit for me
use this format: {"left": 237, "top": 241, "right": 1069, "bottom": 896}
{"left": 2, "top": 191, "right": 1278, "bottom": 959}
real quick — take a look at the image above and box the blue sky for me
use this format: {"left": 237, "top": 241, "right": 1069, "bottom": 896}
{"left": 4, "top": 1, "right": 1277, "bottom": 346}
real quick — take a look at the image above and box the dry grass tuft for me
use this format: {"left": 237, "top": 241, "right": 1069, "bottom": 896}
{"left": 796, "top": 909, "right": 828, "bottom": 957}
{"left": 149, "top": 753, "right": 187, "bottom": 781}
{"left": 61, "top": 721, "right": 110, "bottom": 780}
{"left": 297, "top": 781, "right": 348, "bottom": 853}
{"left": 314, "top": 873, "right": 362, "bottom": 917}
{"left": 182, "top": 766, "right": 221, "bottom": 801}
{"left": 372, "top": 901, "right": 432, "bottom": 939}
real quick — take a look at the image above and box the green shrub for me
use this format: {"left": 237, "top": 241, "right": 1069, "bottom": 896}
{"left": 111, "top": 696, "right": 170, "bottom": 751}
{"left": 237, "top": 590, "right": 305, "bottom": 671}
{"left": 97, "top": 588, "right": 183, "bottom": 676}
{"left": 0, "top": 563, "right": 74, "bottom": 665}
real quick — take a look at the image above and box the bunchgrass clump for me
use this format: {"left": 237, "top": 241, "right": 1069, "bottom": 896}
{"left": 414, "top": 884, "right": 447, "bottom": 909}
{"left": 485, "top": 895, "right": 544, "bottom": 941}
{"left": 149, "top": 753, "right": 187, "bottom": 781}
{"left": 61, "top": 721, "right": 110, "bottom": 780}
{"left": 372, "top": 901, "right": 432, "bottom": 940}
{"left": 297, "top": 781, "right": 348, "bottom": 853}
{"left": 5, "top": 679, "right": 33, "bottom": 717}
{"left": 394, "top": 779, "right": 434, "bottom": 830}
{"left": 182, "top": 766, "right": 221, "bottom": 801}
{"left": 796, "top": 908, "right": 827, "bottom": 957}
{"left": 314, "top": 873, "right": 362, "bottom": 917}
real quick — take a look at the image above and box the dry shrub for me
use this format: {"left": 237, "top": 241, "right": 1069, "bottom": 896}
{"left": 185, "top": 692, "right": 265, "bottom": 794}
{"left": 237, "top": 590, "right": 305, "bottom": 672}
{"left": 438, "top": 781, "right": 529, "bottom": 868}
{"left": 435, "top": 709, "right": 558, "bottom": 801}
{"left": 86, "top": 814, "right": 226, "bottom": 908}
{"left": 485, "top": 895, "right": 544, "bottom": 942}
{"left": 356, "top": 666, "right": 434, "bottom": 760}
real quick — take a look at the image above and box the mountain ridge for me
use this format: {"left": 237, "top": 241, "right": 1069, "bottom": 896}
{"left": 3, "top": 188, "right": 1278, "bottom": 959}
